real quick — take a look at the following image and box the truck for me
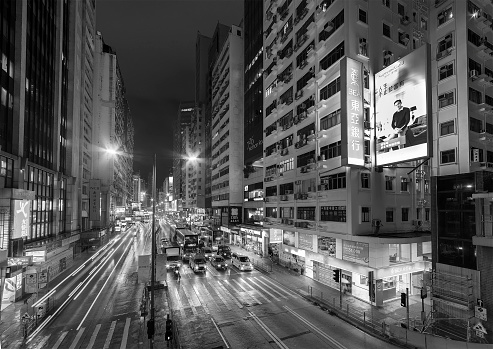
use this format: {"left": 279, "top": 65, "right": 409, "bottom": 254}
{"left": 162, "top": 243, "right": 182, "bottom": 270}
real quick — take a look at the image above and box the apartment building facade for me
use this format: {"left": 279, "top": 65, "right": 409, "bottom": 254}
{"left": 262, "top": 0, "right": 432, "bottom": 308}
{"left": 211, "top": 24, "right": 245, "bottom": 241}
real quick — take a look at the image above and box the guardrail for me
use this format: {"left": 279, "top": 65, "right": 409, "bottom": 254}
{"left": 251, "top": 258, "right": 273, "bottom": 273}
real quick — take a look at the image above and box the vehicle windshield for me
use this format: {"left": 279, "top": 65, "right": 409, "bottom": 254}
{"left": 167, "top": 256, "right": 181, "bottom": 262}
{"left": 239, "top": 256, "right": 250, "bottom": 262}
{"left": 194, "top": 258, "right": 206, "bottom": 264}
{"left": 214, "top": 256, "right": 224, "bottom": 262}
{"left": 219, "top": 246, "right": 231, "bottom": 252}
{"left": 203, "top": 248, "right": 212, "bottom": 253}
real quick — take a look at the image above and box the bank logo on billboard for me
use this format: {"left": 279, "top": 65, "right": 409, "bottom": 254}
{"left": 13, "top": 200, "right": 30, "bottom": 239}
{"left": 375, "top": 45, "right": 430, "bottom": 166}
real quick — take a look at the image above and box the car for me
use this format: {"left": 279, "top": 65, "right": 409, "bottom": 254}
{"left": 189, "top": 253, "right": 207, "bottom": 273}
{"left": 231, "top": 254, "right": 253, "bottom": 271}
{"left": 210, "top": 255, "right": 228, "bottom": 270}
{"left": 231, "top": 252, "right": 239, "bottom": 259}
{"left": 200, "top": 247, "right": 215, "bottom": 260}
{"left": 217, "top": 245, "right": 232, "bottom": 259}
{"left": 211, "top": 244, "right": 219, "bottom": 252}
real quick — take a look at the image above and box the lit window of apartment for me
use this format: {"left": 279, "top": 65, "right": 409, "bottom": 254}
{"left": 359, "top": 38, "right": 368, "bottom": 57}
{"left": 319, "top": 77, "right": 341, "bottom": 101}
{"left": 437, "top": 6, "right": 453, "bottom": 26}
{"left": 386, "top": 208, "right": 394, "bottom": 222}
{"left": 383, "top": 23, "right": 391, "bottom": 39}
{"left": 420, "top": 17, "right": 428, "bottom": 30}
{"left": 298, "top": 207, "right": 316, "bottom": 220}
{"left": 401, "top": 207, "right": 409, "bottom": 222}
{"left": 385, "top": 175, "right": 394, "bottom": 190}
{"left": 440, "top": 120, "right": 455, "bottom": 136}
{"left": 400, "top": 177, "right": 409, "bottom": 192}
{"left": 438, "top": 61, "right": 454, "bottom": 81}
{"left": 320, "top": 109, "right": 341, "bottom": 131}
{"left": 438, "top": 90, "right": 455, "bottom": 108}
{"left": 320, "top": 206, "right": 346, "bottom": 222}
{"left": 440, "top": 149, "right": 456, "bottom": 164}
{"left": 358, "top": 8, "right": 367, "bottom": 24}
{"left": 469, "top": 87, "right": 482, "bottom": 104}
{"left": 361, "top": 173, "right": 370, "bottom": 188}
{"left": 398, "top": 31, "right": 410, "bottom": 46}
{"left": 361, "top": 207, "right": 370, "bottom": 222}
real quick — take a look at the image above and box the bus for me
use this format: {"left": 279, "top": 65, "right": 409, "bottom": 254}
{"left": 175, "top": 228, "right": 199, "bottom": 261}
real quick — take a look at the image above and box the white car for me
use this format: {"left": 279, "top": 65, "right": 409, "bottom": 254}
{"left": 231, "top": 255, "right": 253, "bottom": 271}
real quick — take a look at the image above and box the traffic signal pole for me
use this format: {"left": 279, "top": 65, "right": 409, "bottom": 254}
{"left": 339, "top": 269, "right": 342, "bottom": 308}
{"left": 406, "top": 287, "right": 410, "bottom": 330}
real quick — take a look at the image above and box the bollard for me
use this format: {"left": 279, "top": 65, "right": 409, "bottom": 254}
{"left": 310, "top": 286, "right": 312, "bottom": 297}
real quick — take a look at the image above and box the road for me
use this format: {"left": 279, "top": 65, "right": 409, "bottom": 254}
{"left": 19, "top": 223, "right": 153, "bottom": 349}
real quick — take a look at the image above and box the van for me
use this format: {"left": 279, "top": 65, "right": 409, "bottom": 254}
{"left": 231, "top": 254, "right": 253, "bottom": 271}
{"left": 189, "top": 253, "right": 207, "bottom": 273}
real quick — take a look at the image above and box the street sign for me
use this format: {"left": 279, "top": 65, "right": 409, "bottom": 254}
{"left": 475, "top": 306, "right": 488, "bottom": 321}
{"left": 476, "top": 330, "right": 485, "bottom": 338}
{"left": 38, "top": 272, "right": 48, "bottom": 283}
{"left": 26, "top": 273, "right": 37, "bottom": 284}
{"left": 473, "top": 322, "right": 488, "bottom": 334}
{"left": 478, "top": 299, "right": 484, "bottom": 307}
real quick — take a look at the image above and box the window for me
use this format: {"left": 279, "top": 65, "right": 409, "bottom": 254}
{"left": 438, "top": 62, "right": 454, "bottom": 81}
{"left": 441, "top": 149, "right": 456, "bottom": 164}
{"left": 320, "top": 109, "right": 341, "bottom": 130}
{"left": 438, "top": 6, "right": 453, "bottom": 26}
{"left": 320, "top": 41, "right": 344, "bottom": 71}
{"left": 361, "top": 173, "right": 370, "bottom": 188}
{"left": 469, "top": 87, "right": 483, "bottom": 104}
{"left": 420, "top": 17, "right": 428, "bottom": 30}
{"left": 320, "top": 206, "right": 346, "bottom": 222}
{"left": 359, "top": 9, "right": 367, "bottom": 24}
{"left": 362, "top": 207, "right": 370, "bottom": 222}
{"left": 468, "top": 28, "right": 482, "bottom": 46}
{"left": 319, "top": 10, "right": 344, "bottom": 42}
{"left": 359, "top": 38, "right": 368, "bottom": 57}
{"left": 425, "top": 208, "right": 430, "bottom": 221}
{"left": 438, "top": 90, "right": 455, "bottom": 108}
{"left": 383, "top": 23, "right": 391, "bottom": 38}
{"left": 401, "top": 178, "right": 409, "bottom": 192}
{"left": 440, "top": 120, "right": 454, "bottom": 136}
{"left": 398, "top": 32, "right": 410, "bottom": 46}
{"left": 385, "top": 176, "right": 394, "bottom": 191}
{"left": 401, "top": 207, "right": 409, "bottom": 222}
{"left": 386, "top": 208, "right": 394, "bottom": 223}
{"left": 297, "top": 207, "right": 316, "bottom": 221}
{"left": 319, "top": 172, "right": 346, "bottom": 190}
{"left": 437, "top": 33, "right": 453, "bottom": 53}
{"left": 320, "top": 77, "right": 341, "bottom": 101}
{"left": 424, "top": 179, "right": 429, "bottom": 193}
{"left": 382, "top": 0, "right": 390, "bottom": 8}
{"left": 470, "top": 117, "right": 483, "bottom": 133}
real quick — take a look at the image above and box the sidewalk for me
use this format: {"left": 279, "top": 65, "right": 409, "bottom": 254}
{"left": 228, "top": 244, "right": 431, "bottom": 345}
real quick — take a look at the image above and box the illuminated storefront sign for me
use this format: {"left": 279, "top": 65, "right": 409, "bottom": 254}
{"left": 342, "top": 240, "right": 369, "bottom": 265}
{"left": 283, "top": 231, "right": 296, "bottom": 247}
{"left": 89, "top": 179, "right": 101, "bottom": 220}
{"left": 298, "top": 232, "right": 314, "bottom": 251}
{"left": 341, "top": 57, "right": 365, "bottom": 166}
{"left": 375, "top": 44, "right": 430, "bottom": 166}
{"left": 270, "top": 229, "right": 283, "bottom": 243}
{"left": 12, "top": 199, "right": 30, "bottom": 239}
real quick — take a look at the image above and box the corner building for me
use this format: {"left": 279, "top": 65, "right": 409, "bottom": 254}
{"left": 262, "top": 0, "right": 432, "bottom": 307}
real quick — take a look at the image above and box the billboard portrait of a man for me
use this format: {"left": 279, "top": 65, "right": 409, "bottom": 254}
{"left": 375, "top": 45, "right": 429, "bottom": 166}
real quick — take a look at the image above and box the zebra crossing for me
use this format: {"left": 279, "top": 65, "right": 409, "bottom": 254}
{"left": 169, "top": 274, "right": 301, "bottom": 317}
{"left": 25, "top": 315, "right": 141, "bottom": 349}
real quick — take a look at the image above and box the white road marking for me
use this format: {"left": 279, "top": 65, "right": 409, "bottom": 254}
{"left": 232, "top": 278, "right": 270, "bottom": 303}
{"left": 243, "top": 278, "right": 281, "bottom": 301}
{"left": 120, "top": 317, "right": 131, "bottom": 349}
{"left": 181, "top": 284, "right": 199, "bottom": 315}
{"left": 102, "top": 320, "right": 117, "bottom": 349}
{"left": 215, "top": 280, "right": 244, "bottom": 309}
{"left": 68, "top": 327, "right": 85, "bottom": 349}
{"left": 211, "top": 317, "right": 230, "bottom": 348}
{"left": 224, "top": 279, "right": 262, "bottom": 305}
{"left": 52, "top": 331, "right": 68, "bottom": 349}
{"left": 253, "top": 277, "right": 288, "bottom": 299}
{"left": 249, "top": 311, "right": 289, "bottom": 349}
{"left": 192, "top": 284, "right": 210, "bottom": 314}
{"left": 198, "top": 282, "right": 222, "bottom": 312}
{"left": 257, "top": 276, "right": 299, "bottom": 298}
{"left": 32, "top": 335, "right": 51, "bottom": 349}
{"left": 173, "top": 286, "right": 187, "bottom": 317}
{"left": 284, "top": 306, "right": 347, "bottom": 349}
{"left": 206, "top": 281, "right": 233, "bottom": 311}
{"left": 86, "top": 323, "right": 101, "bottom": 349}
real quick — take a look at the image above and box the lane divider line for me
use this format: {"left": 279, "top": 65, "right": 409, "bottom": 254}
{"left": 249, "top": 311, "right": 289, "bottom": 349}
{"left": 211, "top": 317, "right": 230, "bottom": 349}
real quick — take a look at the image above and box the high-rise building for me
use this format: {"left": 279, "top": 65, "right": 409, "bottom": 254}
{"left": 262, "top": 0, "right": 431, "bottom": 317}
{"left": 241, "top": 0, "right": 266, "bottom": 242}
{"left": 210, "top": 23, "right": 244, "bottom": 237}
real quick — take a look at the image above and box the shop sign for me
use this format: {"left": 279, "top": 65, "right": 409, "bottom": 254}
{"left": 240, "top": 227, "right": 261, "bottom": 237}
{"left": 220, "top": 226, "right": 231, "bottom": 233}
{"left": 270, "top": 229, "right": 283, "bottom": 243}
{"left": 475, "top": 306, "right": 488, "bottom": 321}
{"left": 89, "top": 179, "right": 101, "bottom": 221}
{"left": 25, "top": 250, "right": 46, "bottom": 263}
{"left": 38, "top": 272, "right": 48, "bottom": 283}
{"left": 12, "top": 199, "right": 30, "bottom": 239}
{"left": 283, "top": 231, "right": 296, "bottom": 247}
{"left": 8, "top": 256, "right": 32, "bottom": 266}
{"left": 229, "top": 206, "right": 242, "bottom": 224}
{"left": 318, "top": 236, "right": 336, "bottom": 257}
{"left": 342, "top": 240, "right": 369, "bottom": 265}
{"left": 298, "top": 232, "right": 314, "bottom": 251}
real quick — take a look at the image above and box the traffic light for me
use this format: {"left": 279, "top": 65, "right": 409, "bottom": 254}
{"left": 165, "top": 316, "right": 173, "bottom": 341}
{"left": 400, "top": 292, "right": 407, "bottom": 307}
{"left": 332, "top": 269, "right": 340, "bottom": 283}
{"left": 147, "top": 319, "right": 155, "bottom": 339}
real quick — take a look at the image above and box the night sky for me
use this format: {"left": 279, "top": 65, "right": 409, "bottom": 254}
{"left": 96, "top": 0, "right": 244, "bottom": 186}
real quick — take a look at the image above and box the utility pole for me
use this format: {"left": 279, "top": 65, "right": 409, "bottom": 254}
{"left": 150, "top": 154, "right": 156, "bottom": 348}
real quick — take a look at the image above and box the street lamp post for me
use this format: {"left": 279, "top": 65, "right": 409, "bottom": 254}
{"left": 150, "top": 154, "right": 156, "bottom": 348}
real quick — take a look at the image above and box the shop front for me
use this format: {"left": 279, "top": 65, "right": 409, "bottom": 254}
{"left": 239, "top": 226, "right": 264, "bottom": 254}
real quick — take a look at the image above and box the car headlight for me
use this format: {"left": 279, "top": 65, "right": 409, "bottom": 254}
{"left": 166, "top": 264, "right": 170, "bottom": 268}
{"left": 224, "top": 263, "right": 228, "bottom": 266}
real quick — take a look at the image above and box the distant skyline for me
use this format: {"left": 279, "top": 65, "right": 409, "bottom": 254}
{"left": 96, "top": 0, "right": 244, "bottom": 185}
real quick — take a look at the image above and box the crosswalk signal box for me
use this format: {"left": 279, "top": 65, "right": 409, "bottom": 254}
{"left": 165, "top": 317, "right": 173, "bottom": 341}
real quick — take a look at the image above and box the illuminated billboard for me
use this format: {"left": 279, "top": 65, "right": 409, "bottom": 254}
{"left": 340, "top": 57, "right": 365, "bottom": 166}
{"left": 375, "top": 45, "right": 430, "bottom": 166}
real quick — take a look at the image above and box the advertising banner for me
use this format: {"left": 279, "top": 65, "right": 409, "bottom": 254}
{"left": 229, "top": 206, "right": 242, "bottom": 224}
{"left": 341, "top": 57, "right": 365, "bottom": 166}
{"left": 89, "top": 179, "right": 101, "bottom": 220}
{"left": 270, "top": 229, "right": 283, "bottom": 243}
{"left": 12, "top": 199, "right": 30, "bottom": 239}
{"left": 318, "top": 236, "right": 336, "bottom": 257}
{"left": 138, "top": 254, "right": 151, "bottom": 283}
{"left": 375, "top": 45, "right": 430, "bottom": 166}
{"left": 283, "top": 231, "right": 296, "bottom": 247}
{"left": 342, "top": 240, "right": 369, "bottom": 265}
{"left": 298, "top": 232, "right": 314, "bottom": 251}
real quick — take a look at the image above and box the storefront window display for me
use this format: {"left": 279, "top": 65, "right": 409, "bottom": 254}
{"left": 389, "top": 243, "right": 411, "bottom": 263}
{"left": 352, "top": 272, "right": 370, "bottom": 301}
{"left": 318, "top": 236, "right": 336, "bottom": 256}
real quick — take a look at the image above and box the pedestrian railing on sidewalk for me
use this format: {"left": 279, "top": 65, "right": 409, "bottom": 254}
{"left": 251, "top": 258, "right": 273, "bottom": 273}
{"left": 22, "top": 296, "right": 56, "bottom": 338}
